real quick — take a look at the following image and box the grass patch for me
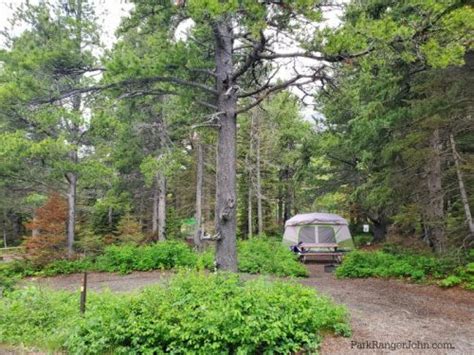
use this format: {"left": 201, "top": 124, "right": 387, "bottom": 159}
{"left": 0, "top": 272, "right": 350, "bottom": 354}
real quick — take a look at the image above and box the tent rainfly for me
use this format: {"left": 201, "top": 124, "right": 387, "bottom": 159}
{"left": 283, "top": 212, "right": 354, "bottom": 249}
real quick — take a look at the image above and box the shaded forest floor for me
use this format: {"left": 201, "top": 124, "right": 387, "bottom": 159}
{"left": 19, "top": 265, "right": 474, "bottom": 354}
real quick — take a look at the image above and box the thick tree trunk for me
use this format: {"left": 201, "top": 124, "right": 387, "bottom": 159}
{"left": 450, "top": 134, "right": 474, "bottom": 235}
{"left": 194, "top": 137, "right": 203, "bottom": 249}
{"left": 158, "top": 172, "right": 166, "bottom": 241}
{"left": 426, "top": 128, "right": 446, "bottom": 253}
{"left": 370, "top": 217, "right": 388, "bottom": 242}
{"left": 214, "top": 17, "right": 238, "bottom": 271}
{"left": 255, "top": 116, "right": 263, "bottom": 235}
{"left": 66, "top": 170, "right": 77, "bottom": 256}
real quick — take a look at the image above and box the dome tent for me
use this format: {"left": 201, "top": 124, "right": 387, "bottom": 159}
{"left": 283, "top": 212, "right": 354, "bottom": 249}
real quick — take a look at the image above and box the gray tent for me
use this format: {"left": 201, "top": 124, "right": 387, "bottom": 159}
{"left": 283, "top": 212, "right": 354, "bottom": 248}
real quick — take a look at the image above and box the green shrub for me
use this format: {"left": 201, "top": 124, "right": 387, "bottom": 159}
{"left": 1, "top": 238, "right": 309, "bottom": 280}
{"left": 336, "top": 250, "right": 474, "bottom": 290}
{"left": 95, "top": 241, "right": 197, "bottom": 274}
{"left": 353, "top": 234, "right": 373, "bottom": 248}
{"left": 196, "top": 248, "right": 215, "bottom": 270}
{"left": 0, "top": 273, "right": 17, "bottom": 295}
{"left": 0, "top": 287, "right": 79, "bottom": 349}
{"left": 439, "top": 263, "right": 474, "bottom": 290}
{"left": 41, "top": 258, "right": 94, "bottom": 277}
{"left": 335, "top": 250, "right": 448, "bottom": 281}
{"left": 67, "top": 272, "right": 349, "bottom": 354}
{"left": 0, "top": 260, "right": 38, "bottom": 278}
{"left": 238, "top": 238, "right": 308, "bottom": 277}
{"left": 439, "top": 275, "right": 462, "bottom": 288}
{"left": 0, "top": 272, "right": 349, "bottom": 354}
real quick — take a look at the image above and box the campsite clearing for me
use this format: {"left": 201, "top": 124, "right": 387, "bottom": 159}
{"left": 25, "top": 265, "right": 474, "bottom": 354}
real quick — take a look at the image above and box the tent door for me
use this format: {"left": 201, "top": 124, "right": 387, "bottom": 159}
{"left": 298, "top": 226, "right": 316, "bottom": 243}
{"left": 317, "top": 226, "right": 337, "bottom": 243}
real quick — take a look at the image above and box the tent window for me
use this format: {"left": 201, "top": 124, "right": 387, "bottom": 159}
{"left": 299, "top": 226, "right": 316, "bottom": 243}
{"left": 318, "top": 226, "right": 336, "bottom": 243}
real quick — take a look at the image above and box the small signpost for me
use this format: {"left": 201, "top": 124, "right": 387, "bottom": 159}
{"left": 363, "top": 224, "right": 370, "bottom": 233}
{"left": 80, "top": 272, "right": 87, "bottom": 314}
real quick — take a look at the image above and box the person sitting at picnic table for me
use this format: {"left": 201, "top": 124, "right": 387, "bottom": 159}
{"left": 290, "top": 241, "right": 305, "bottom": 254}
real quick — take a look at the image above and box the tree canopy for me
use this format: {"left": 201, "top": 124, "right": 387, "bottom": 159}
{"left": 0, "top": 0, "right": 472, "bottom": 269}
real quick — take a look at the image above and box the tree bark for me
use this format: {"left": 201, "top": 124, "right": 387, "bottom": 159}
{"left": 152, "top": 177, "right": 159, "bottom": 239}
{"left": 194, "top": 136, "right": 203, "bottom": 249}
{"left": 214, "top": 17, "right": 238, "bottom": 271}
{"left": 277, "top": 183, "right": 284, "bottom": 226}
{"left": 8, "top": 212, "right": 22, "bottom": 241}
{"left": 2, "top": 210, "right": 7, "bottom": 248}
{"left": 283, "top": 168, "right": 292, "bottom": 222}
{"left": 66, "top": 169, "right": 77, "bottom": 256}
{"left": 370, "top": 217, "right": 388, "bottom": 242}
{"left": 65, "top": 0, "right": 83, "bottom": 257}
{"left": 255, "top": 114, "right": 263, "bottom": 235}
{"left": 426, "top": 128, "right": 446, "bottom": 253}
{"left": 248, "top": 183, "right": 253, "bottom": 239}
{"left": 450, "top": 134, "right": 474, "bottom": 235}
{"left": 108, "top": 206, "right": 113, "bottom": 229}
{"left": 157, "top": 172, "right": 166, "bottom": 241}
{"left": 32, "top": 209, "right": 39, "bottom": 237}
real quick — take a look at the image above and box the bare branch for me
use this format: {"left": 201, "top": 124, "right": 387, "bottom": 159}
{"left": 257, "top": 49, "right": 372, "bottom": 63}
{"left": 29, "top": 75, "right": 218, "bottom": 106}
{"left": 237, "top": 73, "right": 324, "bottom": 114}
{"left": 232, "top": 30, "right": 266, "bottom": 81}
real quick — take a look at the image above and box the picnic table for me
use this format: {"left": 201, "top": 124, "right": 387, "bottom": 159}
{"left": 298, "top": 243, "right": 345, "bottom": 264}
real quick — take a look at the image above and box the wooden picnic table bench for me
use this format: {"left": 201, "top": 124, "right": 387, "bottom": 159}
{"left": 298, "top": 243, "right": 345, "bottom": 264}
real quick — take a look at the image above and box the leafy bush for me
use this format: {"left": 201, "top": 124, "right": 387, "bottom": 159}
{"left": 2, "top": 239, "right": 309, "bottom": 279}
{"left": 95, "top": 241, "right": 197, "bottom": 274}
{"left": 0, "top": 260, "right": 37, "bottom": 278}
{"left": 336, "top": 250, "right": 451, "bottom": 281}
{"left": 0, "top": 272, "right": 349, "bottom": 354}
{"left": 439, "top": 262, "right": 474, "bottom": 290}
{"left": 0, "top": 287, "right": 79, "bottom": 349}
{"left": 238, "top": 238, "right": 308, "bottom": 277}
{"left": 439, "top": 275, "right": 462, "bottom": 288}
{"left": 41, "top": 258, "right": 94, "bottom": 276}
{"left": 196, "top": 248, "right": 215, "bottom": 270}
{"left": 336, "top": 250, "right": 473, "bottom": 290}
{"left": 353, "top": 234, "right": 373, "bottom": 248}
{"left": 0, "top": 273, "right": 17, "bottom": 295}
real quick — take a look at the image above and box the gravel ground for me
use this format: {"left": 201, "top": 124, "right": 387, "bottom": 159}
{"left": 302, "top": 264, "right": 474, "bottom": 354}
{"left": 20, "top": 265, "right": 474, "bottom": 355}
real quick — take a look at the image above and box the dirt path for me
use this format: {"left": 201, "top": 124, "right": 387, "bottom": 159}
{"left": 303, "top": 264, "right": 473, "bottom": 354}
{"left": 25, "top": 266, "right": 474, "bottom": 354}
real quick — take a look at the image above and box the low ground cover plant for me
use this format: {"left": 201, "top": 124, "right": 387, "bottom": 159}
{"left": 336, "top": 248, "right": 474, "bottom": 290}
{"left": 0, "top": 272, "right": 350, "bottom": 354}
